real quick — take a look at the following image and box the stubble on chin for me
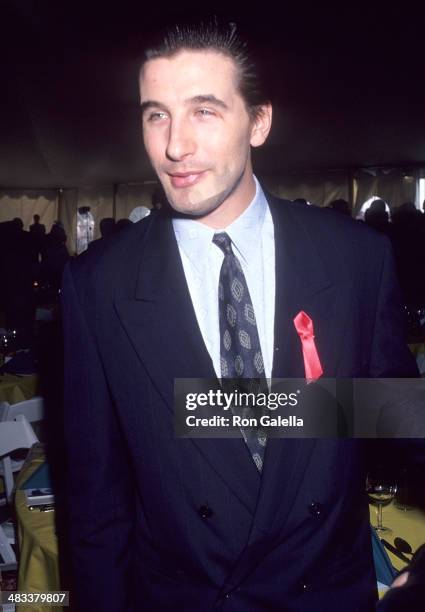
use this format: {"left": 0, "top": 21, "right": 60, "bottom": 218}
{"left": 164, "top": 170, "right": 245, "bottom": 221}
{"left": 163, "top": 185, "right": 228, "bottom": 219}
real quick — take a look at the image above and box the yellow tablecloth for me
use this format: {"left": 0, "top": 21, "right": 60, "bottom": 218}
{"left": 369, "top": 500, "right": 425, "bottom": 572}
{"left": 14, "top": 443, "right": 62, "bottom": 612}
{"left": 0, "top": 373, "right": 38, "bottom": 404}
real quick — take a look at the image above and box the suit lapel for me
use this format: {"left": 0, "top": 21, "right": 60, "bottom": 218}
{"left": 114, "top": 211, "right": 260, "bottom": 512}
{"left": 259, "top": 196, "right": 350, "bottom": 524}
{"left": 115, "top": 210, "right": 215, "bottom": 392}
{"left": 269, "top": 196, "right": 348, "bottom": 379}
{"left": 221, "top": 197, "right": 351, "bottom": 589}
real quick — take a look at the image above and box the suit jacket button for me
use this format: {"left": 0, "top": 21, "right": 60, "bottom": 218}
{"left": 198, "top": 505, "right": 213, "bottom": 519}
{"left": 308, "top": 501, "right": 323, "bottom": 517}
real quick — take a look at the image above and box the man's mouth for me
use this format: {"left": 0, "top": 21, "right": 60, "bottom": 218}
{"left": 168, "top": 171, "right": 206, "bottom": 188}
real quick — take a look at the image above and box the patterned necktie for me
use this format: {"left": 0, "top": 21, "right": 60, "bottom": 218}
{"left": 213, "top": 232, "right": 267, "bottom": 472}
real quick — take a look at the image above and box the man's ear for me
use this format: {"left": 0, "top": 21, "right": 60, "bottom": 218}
{"left": 250, "top": 103, "right": 272, "bottom": 147}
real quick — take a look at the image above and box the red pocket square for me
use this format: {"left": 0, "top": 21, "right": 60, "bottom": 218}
{"left": 293, "top": 311, "right": 323, "bottom": 381}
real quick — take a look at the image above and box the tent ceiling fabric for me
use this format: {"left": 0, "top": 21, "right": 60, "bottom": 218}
{"left": 1, "top": 2, "right": 425, "bottom": 189}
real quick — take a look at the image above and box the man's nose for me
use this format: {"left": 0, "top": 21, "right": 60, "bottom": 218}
{"left": 166, "top": 119, "right": 196, "bottom": 161}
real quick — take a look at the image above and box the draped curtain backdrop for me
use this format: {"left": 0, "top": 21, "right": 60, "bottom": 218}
{"left": 262, "top": 171, "right": 350, "bottom": 208}
{"left": 353, "top": 168, "right": 417, "bottom": 216}
{"left": 115, "top": 182, "right": 157, "bottom": 220}
{"left": 58, "top": 189, "right": 78, "bottom": 254}
{"left": 0, "top": 189, "right": 58, "bottom": 230}
{"left": 1, "top": 171, "right": 422, "bottom": 255}
{"left": 56, "top": 182, "right": 157, "bottom": 253}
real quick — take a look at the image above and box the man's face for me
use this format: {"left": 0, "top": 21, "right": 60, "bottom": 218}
{"left": 139, "top": 50, "right": 271, "bottom": 227}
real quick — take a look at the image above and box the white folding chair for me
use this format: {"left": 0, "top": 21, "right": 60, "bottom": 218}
{"left": 0, "top": 517, "right": 16, "bottom": 568}
{"left": 0, "top": 401, "right": 8, "bottom": 420}
{"left": 0, "top": 416, "right": 38, "bottom": 503}
{"left": 0, "top": 397, "right": 44, "bottom": 505}
{"left": 0, "top": 416, "right": 38, "bottom": 580}
{"left": 0, "top": 396, "right": 45, "bottom": 423}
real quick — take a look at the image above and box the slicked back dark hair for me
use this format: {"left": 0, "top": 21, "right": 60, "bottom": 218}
{"left": 141, "top": 17, "right": 270, "bottom": 120}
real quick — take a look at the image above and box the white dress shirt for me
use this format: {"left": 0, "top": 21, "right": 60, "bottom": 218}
{"left": 173, "top": 177, "right": 275, "bottom": 379}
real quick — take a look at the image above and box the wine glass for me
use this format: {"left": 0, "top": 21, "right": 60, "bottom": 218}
{"left": 366, "top": 472, "right": 397, "bottom": 532}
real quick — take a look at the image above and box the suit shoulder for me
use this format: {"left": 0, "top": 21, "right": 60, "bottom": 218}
{"left": 270, "top": 194, "right": 390, "bottom": 253}
{"left": 67, "top": 212, "right": 157, "bottom": 288}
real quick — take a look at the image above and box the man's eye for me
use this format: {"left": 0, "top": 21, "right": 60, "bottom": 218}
{"left": 196, "top": 108, "right": 214, "bottom": 117}
{"left": 147, "top": 111, "right": 167, "bottom": 122}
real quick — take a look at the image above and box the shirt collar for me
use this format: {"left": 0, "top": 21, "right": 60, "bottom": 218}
{"left": 172, "top": 176, "right": 268, "bottom": 270}
{"left": 224, "top": 176, "right": 267, "bottom": 266}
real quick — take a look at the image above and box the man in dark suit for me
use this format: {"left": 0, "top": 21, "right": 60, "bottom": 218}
{"left": 62, "top": 19, "right": 418, "bottom": 612}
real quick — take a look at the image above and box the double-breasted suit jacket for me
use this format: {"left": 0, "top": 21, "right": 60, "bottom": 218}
{"left": 62, "top": 195, "right": 417, "bottom": 611}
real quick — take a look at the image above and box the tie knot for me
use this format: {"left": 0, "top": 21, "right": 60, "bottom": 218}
{"left": 213, "top": 232, "right": 233, "bottom": 255}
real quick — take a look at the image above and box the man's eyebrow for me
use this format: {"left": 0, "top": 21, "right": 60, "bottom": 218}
{"left": 188, "top": 95, "right": 228, "bottom": 109}
{"left": 140, "top": 95, "right": 229, "bottom": 115}
{"left": 140, "top": 100, "right": 167, "bottom": 115}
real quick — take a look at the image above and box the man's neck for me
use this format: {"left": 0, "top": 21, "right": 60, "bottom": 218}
{"left": 197, "top": 174, "right": 257, "bottom": 229}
